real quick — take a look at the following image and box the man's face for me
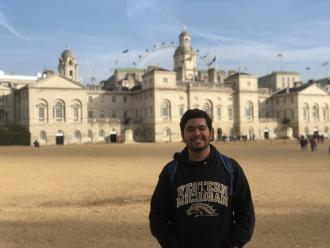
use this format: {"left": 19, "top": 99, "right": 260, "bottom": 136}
{"left": 182, "top": 118, "right": 213, "bottom": 152}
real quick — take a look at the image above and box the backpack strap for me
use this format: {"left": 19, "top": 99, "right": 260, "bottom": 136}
{"left": 219, "top": 154, "right": 235, "bottom": 196}
{"left": 166, "top": 160, "right": 177, "bottom": 198}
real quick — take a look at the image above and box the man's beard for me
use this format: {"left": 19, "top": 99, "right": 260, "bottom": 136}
{"left": 187, "top": 139, "right": 210, "bottom": 152}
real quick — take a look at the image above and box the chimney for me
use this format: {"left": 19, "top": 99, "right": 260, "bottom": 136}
{"left": 286, "top": 86, "right": 290, "bottom": 93}
{"left": 208, "top": 68, "right": 217, "bottom": 83}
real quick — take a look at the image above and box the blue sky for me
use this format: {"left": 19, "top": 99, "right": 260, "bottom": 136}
{"left": 1, "top": 0, "right": 330, "bottom": 83}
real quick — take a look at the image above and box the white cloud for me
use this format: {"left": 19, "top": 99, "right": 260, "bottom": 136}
{"left": 0, "top": 10, "right": 31, "bottom": 42}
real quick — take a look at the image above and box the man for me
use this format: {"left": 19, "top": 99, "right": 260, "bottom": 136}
{"left": 149, "top": 109, "right": 255, "bottom": 248}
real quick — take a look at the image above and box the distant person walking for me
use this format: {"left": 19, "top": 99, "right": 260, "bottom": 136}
{"left": 310, "top": 138, "right": 317, "bottom": 152}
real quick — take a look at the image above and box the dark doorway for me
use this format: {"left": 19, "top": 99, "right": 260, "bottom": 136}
{"left": 56, "top": 135, "right": 64, "bottom": 145}
{"left": 264, "top": 131, "right": 269, "bottom": 139}
{"left": 217, "top": 128, "right": 223, "bottom": 141}
{"left": 110, "top": 134, "right": 117, "bottom": 143}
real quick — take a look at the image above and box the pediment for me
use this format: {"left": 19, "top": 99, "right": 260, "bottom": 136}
{"left": 299, "top": 84, "right": 329, "bottom": 96}
{"left": 28, "top": 74, "right": 86, "bottom": 89}
{"left": 0, "top": 83, "right": 11, "bottom": 91}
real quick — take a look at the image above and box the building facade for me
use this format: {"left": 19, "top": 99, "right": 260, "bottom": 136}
{"left": 1, "top": 31, "right": 329, "bottom": 145}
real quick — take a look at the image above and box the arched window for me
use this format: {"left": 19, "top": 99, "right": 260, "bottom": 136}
{"left": 71, "top": 99, "right": 82, "bottom": 122}
{"left": 228, "top": 106, "right": 233, "bottom": 120}
{"left": 325, "top": 127, "right": 329, "bottom": 136}
{"left": 312, "top": 104, "right": 319, "bottom": 121}
{"left": 88, "top": 129, "right": 93, "bottom": 138}
{"left": 54, "top": 100, "right": 65, "bottom": 121}
{"left": 179, "top": 104, "right": 185, "bottom": 117}
{"left": 304, "top": 127, "right": 309, "bottom": 135}
{"left": 245, "top": 101, "right": 254, "bottom": 121}
{"left": 322, "top": 104, "right": 329, "bottom": 121}
{"left": 99, "top": 129, "right": 105, "bottom": 137}
{"left": 39, "top": 131, "right": 47, "bottom": 141}
{"left": 216, "top": 105, "right": 222, "bottom": 120}
{"left": 74, "top": 130, "right": 81, "bottom": 142}
{"left": 202, "top": 100, "right": 213, "bottom": 118}
{"left": 36, "top": 99, "right": 48, "bottom": 122}
{"left": 302, "top": 103, "right": 309, "bottom": 121}
{"left": 164, "top": 127, "right": 171, "bottom": 142}
{"left": 161, "top": 99, "right": 171, "bottom": 120}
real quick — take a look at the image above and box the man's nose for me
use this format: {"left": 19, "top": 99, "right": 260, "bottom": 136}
{"left": 192, "top": 128, "right": 201, "bottom": 135}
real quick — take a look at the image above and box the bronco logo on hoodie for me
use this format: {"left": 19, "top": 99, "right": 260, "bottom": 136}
{"left": 186, "top": 203, "right": 218, "bottom": 217}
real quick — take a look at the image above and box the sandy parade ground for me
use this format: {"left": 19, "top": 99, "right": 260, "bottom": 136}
{"left": 0, "top": 139, "right": 329, "bottom": 248}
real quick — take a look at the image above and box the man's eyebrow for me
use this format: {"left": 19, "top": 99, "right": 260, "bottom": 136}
{"left": 186, "top": 125, "right": 207, "bottom": 129}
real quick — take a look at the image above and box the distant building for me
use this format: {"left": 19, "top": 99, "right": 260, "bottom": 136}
{"left": 1, "top": 31, "right": 329, "bottom": 145}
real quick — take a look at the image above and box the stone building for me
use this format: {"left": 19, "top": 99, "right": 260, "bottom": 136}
{"left": 0, "top": 30, "right": 329, "bottom": 145}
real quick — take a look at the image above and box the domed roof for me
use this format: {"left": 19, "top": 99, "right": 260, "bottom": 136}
{"left": 61, "top": 49, "right": 75, "bottom": 58}
{"left": 179, "top": 31, "right": 190, "bottom": 37}
{"left": 174, "top": 46, "right": 194, "bottom": 56}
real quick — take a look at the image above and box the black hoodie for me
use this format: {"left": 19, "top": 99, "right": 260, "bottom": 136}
{"left": 149, "top": 145, "right": 255, "bottom": 248}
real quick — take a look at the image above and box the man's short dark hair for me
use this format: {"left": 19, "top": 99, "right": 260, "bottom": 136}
{"left": 180, "top": 109, "right": 213, "bottom": 135}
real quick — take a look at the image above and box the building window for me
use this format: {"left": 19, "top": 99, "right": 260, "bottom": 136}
{"left": 88, "top": 96, "right": 93, "bottom": 103}
{"left": 88, "top": 111, "right": 93, "bottom": 118}
{"left": 100, "top": 111, "right": 105, "bottom": 118}
{"left": 88, "top": 129, "right": 93, "bottom": 138}
{"left": 99, "top": 129, "right": 105, "bottom": 137}
{"left": 312, "top": 104, "right": 319, "bottom": 121}
{"left": 112, "top": 96, "right": 116, "bottom": 103}
{"left": 112, "top": 111, "right": 116, "bottom": 118}
{"left": 54, "top": 101, "right": 64, "bottom": 121}
{"left": 228, "top": 106, "right": 233, "bottom": 120}
{"left": 179, "top": 105, "right": 184, "bottom": 117}
{"left": 276, "top": 111, "right": 280, "bottom": 120}
{"left": 40, "top": 131, "right": 47, "bottom": 141}
{"left": 123, "top": 96, "right": 127, "bottom": 103}
{"left": 163, "top": 77, "right": 168, "bottom": 83}
{"left": 245, "top": 102, "right": 254, "bottom": 121}
{"left": 73, "top": 107, "right": 79, "bottom": 121}
{"left": 74, "top": 130, "right": 81, "bottom": 140}
{"left": 303, "top": 104, "right": 309, "bottom": 121}
{"left": 202, "top": 101, "right": 213, "bottom": 117}
{"left": 39, "top": 107, "right": 45, "bottom": 121}
{"left": 322, "top": 106, "right": 329, "bottom": 121}
{"left": 0, "top": 109, "right": 4, "bottom": 121}
{"left": 217, "top": 106, "right": 222, "bottom": 120}
{"left": 161, "top": 99, "right": 171, "bottom": 120}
